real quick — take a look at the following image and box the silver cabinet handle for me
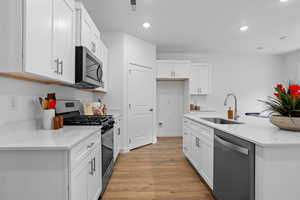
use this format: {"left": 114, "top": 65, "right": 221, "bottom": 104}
{"left": 92, "top": 157, "right": 96, "bottom": 172}
{"left": 214, "top": 135, "right": 249, "bottom": 155}
{"left": 118, "top": 128, "right": 121, "bottom": 135}
{"left": 89, "top": 160, "right": 93, "bottom": 175}
{"left": 54, "top": 58, "right": 60, "bottom": 74}
{"left": 149, "top": 108, "right": 154, "bottom": 112}
{"left": 59, "top": 60, "right": 63, "bottom": 75}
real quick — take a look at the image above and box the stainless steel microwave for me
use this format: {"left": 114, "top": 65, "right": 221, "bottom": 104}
{"left": 74, "top": 46, "right": 104, "bottom": 89}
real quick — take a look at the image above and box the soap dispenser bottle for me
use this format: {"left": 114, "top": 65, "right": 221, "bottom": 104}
{"left": 228, "top": 107, "right": 234, "bottom": 120}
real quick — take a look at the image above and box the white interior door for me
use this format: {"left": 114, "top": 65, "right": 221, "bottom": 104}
{"left": 128, "top": 62, "right": 154, "bottom": 150}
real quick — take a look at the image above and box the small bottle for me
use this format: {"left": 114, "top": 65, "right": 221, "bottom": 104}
{"left": 228, "top": 107, "right": 234, "bottom": 120}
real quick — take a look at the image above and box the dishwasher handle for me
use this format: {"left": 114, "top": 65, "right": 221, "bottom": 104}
{"left": 214, "top": 135, "right": 249, "bottom": 155}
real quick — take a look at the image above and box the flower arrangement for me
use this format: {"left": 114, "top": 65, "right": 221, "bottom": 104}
{"left": 261, "top": 83, "right": 300, "bottom": 117}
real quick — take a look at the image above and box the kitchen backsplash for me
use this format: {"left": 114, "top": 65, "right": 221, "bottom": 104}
{"left": 0, "top": 77, "right": 97, "bottom": 126}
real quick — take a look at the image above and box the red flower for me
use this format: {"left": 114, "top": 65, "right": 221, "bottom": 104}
{"left": 276, "top": 84, "right": 286, "bottom": 92}
{"left": 274, "top": 93, "right": 280, "bottom": 97}
{"left": 289, "top": 85, "right": 300, "bottom": 98}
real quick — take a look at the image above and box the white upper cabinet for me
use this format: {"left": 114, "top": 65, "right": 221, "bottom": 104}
{"left": 157, "top": 60, "right": 191, "bottom": 80}
{"left": 190, "top": 64, "right": 211, "bottom": 95}
{"left": 24, "top": 0, "right": 54, "bottom": 79}
{"left": 75, "top": 2, "right": 101, "bottom": 60}
{"left": 1, "top": 0, "right": 75, "bottom": 83}
{"left": 53, "top": 0, "right": 75, "bottom": 83}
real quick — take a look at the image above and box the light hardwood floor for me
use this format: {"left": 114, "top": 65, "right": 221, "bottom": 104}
{"left": 102, "top": 137, "right": 215, "bottom": 200}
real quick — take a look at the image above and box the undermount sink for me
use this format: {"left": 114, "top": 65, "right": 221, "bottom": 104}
{"left": 200, "top": 117, "right": 244, "bottom": 125}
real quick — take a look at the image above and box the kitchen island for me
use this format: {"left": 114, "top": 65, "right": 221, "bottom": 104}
{"left": 184, "top": 112, "right": 300, "bottom": 200}
{"left": 0, "top": 124, "right": 102, "bottom": 200}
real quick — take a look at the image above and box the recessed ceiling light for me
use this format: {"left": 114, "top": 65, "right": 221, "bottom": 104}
{"left": 240, "top": 25, "right": 249, "bottom": 32}
{"left": 280, "top": 0, "right": 288, "bottom": 3}
{"left": 143, "top": 22, "right": 151, "bottom": 29}
{"left": 256, "top": 46, "right": 264, "bottom": 50}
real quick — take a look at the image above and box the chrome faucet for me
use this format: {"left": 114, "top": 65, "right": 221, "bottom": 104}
{"left": 224, "top": 93, "right": 239, "bottom": 120}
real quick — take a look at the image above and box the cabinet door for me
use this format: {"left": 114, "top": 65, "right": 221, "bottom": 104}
{"left": 71, "top": 158, "right": 89, "bottom": 200}
{"left": 88, "top": 146, "right": 102, "bottom": 200}
{"left": 173, "top": 62, "right": 191, "bottom": 79}
{"left": 199, "top": 137, "right": 213, "bottom": 189}
{"left": 24, "top": 0, "right": 57, "bottom": 79}
{"left": 53, "top": 0, "right": 75, "bottom": 83}
{"left": 190, "top": 64, "right": 210, "bottom": 95}
{"left": 93, "top": 32, "right": 102, "bottom": 60}
{"left": 190, "top": 133, "right": 199, "bottom": 169}
{"left": 157, "top": 62, "right": 173, "bottom": 79}
{"left": 79, "top": 4, "right": 101, "bottom": 59}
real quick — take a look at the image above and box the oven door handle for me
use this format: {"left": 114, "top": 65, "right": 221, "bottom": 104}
{"left": 214, "top": 135, "right": 249, "bottom": 155}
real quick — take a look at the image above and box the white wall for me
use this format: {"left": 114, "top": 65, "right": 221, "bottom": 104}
{"left": 157, "top": 81, "right": 184, "bottom": 137}
{"left": 158, "top": 53, "right": 284, "bottom": 114}
{"left": 0, "top": 77, "right": 95, "bottom": 127}
{"left": 283, "top": 49, "right": 300, "bottom": 84}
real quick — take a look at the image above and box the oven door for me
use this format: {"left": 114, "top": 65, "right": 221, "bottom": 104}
{"left": 75, "top": 46, "right": 104, "bottom": 89}
{"left": 101, "top": 128, "right": 114, "bottom": 176}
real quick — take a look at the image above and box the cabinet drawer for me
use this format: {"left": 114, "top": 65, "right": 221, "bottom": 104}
{"left": 190, "top": 121, "right": 213, "bottom": 140}
{"left": 70, "top": 131, "right": 101, "bottom": 170}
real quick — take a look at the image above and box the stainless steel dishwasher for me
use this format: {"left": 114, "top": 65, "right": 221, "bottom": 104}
{"left": 213, "top": 129, "right": 255, "bottom": 200}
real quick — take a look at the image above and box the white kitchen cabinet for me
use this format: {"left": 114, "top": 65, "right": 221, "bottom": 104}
{"left": 24, "top": 0, "right": 54, "bottom": 79}
{"left": 75, "top": 2, "right": 101, "bottom": 60}
{"left": 70, "top": 132, "right": 102, "bottom": 200}
{"left": 53, "top": 0, "right": 76, "bottom": 83}
{"left": 114, "top": 116, "right": 122, "bottom": 161}
{"left": 183, "top": 118, "right": 214, "bottom": 189}
{"left": 157, "top": 60, "right": 191, "bottom": 80}
{"left": 71, "top": 156, "right": 89, "bottom": 200}
{"left": 0, "top": 130, "right": 102, "bottom": 200}
{"left": 87, "top": 146, "right": 101, "bottom": 200}
{"left": 1, "top": 0, "right": 75, "bottom": 84}
{"left": 190, "top": 64, "right": 211, "bottom": 95}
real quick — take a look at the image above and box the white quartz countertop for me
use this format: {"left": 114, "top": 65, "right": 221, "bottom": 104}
{"left": 185, "top": 112, "right": 300, "bottom": 147}
{"left": 0, "top": 126, "right": 101, "bottom": 150}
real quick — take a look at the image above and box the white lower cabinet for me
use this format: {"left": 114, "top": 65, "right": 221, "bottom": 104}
{"left": 71, "top": 157, "right": 89, "bottom": 200}
{"left": 0, "top": 131, "right": 102, "bottom": 200}
{"left": 183, "top": 118, "right": 214, "bottom": 190}
{"left": 70, "top": 133, "right": 102, "bottom": 200}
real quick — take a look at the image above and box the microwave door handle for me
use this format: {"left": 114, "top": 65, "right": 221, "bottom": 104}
{"left": 97, "top": 65, "right": 103, "bottom": 82}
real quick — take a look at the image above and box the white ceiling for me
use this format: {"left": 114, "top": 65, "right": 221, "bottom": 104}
{"left": 80, "top": 0, "right": 300, "bottom": 55}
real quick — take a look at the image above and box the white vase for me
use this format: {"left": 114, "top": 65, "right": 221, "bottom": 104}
{"left": 42, "top": 109, "right": 55, "bottom": 130}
